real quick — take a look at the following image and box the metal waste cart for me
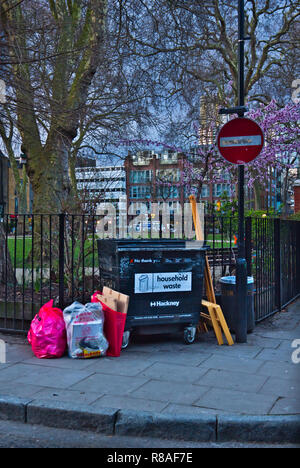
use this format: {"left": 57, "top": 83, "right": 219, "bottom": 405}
{"left": 97, "top": 239, "right": 207, "bottom": 345}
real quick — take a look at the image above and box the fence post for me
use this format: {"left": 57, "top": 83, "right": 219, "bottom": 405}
{"left": 274, "top": 218, "right": 281, "bottom": 311}
{"left": 59, "top": 213, "right": 65, "bottom": 309}
{"left": 245, "top": 217, "right": 252, "bottom": 277}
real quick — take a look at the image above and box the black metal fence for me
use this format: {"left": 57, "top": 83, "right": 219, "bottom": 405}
{"left": 0, "top": 213, "right": 299, "bottom": 333}
{"left": 246, "top": 217, "right": 300, "bottom": 321}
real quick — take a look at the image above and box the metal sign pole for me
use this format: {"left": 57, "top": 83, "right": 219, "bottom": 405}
{"left": 235, "top": 0, "right": 248, "bottom": 343}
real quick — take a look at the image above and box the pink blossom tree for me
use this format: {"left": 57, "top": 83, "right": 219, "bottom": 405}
{"left": 120, "top": 100, "right": 299, "bottom": 213}
{"left": 175, "top": 100, "right": 300, "bottom": 211}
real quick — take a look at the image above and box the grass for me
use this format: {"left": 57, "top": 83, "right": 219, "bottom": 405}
{"left": 7, "top": 234, "right": 235, "bottom": 269}
{"left": 7, "top": 237, "right": 99, "bottom": 269}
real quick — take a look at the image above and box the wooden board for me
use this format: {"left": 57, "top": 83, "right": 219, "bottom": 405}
{"left": 96, "top": 294, "right": 118, "bottom": 311}
{"left": 102, "top": 286, "right": 129, "bottom": 315}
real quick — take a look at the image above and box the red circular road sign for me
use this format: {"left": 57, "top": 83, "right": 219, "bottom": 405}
{"left": 217, "top": 117, "right": 264, "bottom": 165}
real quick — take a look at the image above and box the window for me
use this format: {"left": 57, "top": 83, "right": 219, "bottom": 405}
{"left": 201, "top": 184, "right": 209, "bottom": 198}
{"left": 157, "top": 185, "right": 179, "bottom": 199}
{"left": 130, "top": 186, "right": 151, "bottom": 199}
{"left": 130, "top": 170, "right": 152, "bottom": 183}
{"left": 157, "top": 169, "right": 180, "bottom": 182}
{"left": 213, "top": 183, "right": 232, "bottom": 197}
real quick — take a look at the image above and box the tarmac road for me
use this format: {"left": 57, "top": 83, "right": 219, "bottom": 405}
{"left": 0, "top": 420, "right": 298, "bottom": 449}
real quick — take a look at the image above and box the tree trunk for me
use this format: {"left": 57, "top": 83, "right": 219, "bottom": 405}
{"left": 253, "top": 181, "right": 263, "bottom": 210}
{"left": 27, "top": 132, "right": 80, "bottom": 215}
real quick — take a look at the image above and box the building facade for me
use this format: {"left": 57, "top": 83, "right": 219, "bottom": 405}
{"left": 75, "top": 164, "right": 126, "bottom": 208}
{"left": 125, "top": 150, "right": 185, "bottom": 213}
{"left": 125, "top": 149, "right": 235, "bottom": 212}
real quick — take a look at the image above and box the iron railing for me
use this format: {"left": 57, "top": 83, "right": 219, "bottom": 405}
{"left": 0, "top": 213, "right": 299, "bottom": 333}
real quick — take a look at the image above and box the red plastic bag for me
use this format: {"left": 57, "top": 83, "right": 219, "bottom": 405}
{"left": 28, "top": 300, "right": 67, "bottom": 359}
{"left": 91, "top": 291, "right": 127, "bottom": 357}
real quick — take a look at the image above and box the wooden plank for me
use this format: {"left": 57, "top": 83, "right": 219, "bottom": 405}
{"left": 204, "top": 256, "right": 216, "bottom": 304}
{"left": 214, "top": 305, "right": 234, "bottom": 346}
{"left": 201, "top": 300, "right": 234, "bottom": 346}
{"left": 205, "top": 303, "right": 224, "bottom": 346}
{"left": 189, "top": 195, "right": 204, "bottom": 242}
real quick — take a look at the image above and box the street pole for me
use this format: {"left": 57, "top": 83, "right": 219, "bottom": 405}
{"left": 235, "top": 0, "right": 248, "bottom": 343}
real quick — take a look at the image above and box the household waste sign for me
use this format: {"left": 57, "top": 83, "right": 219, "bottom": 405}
{"left": 134, "top": 272, "right": 192, "bottom": 294}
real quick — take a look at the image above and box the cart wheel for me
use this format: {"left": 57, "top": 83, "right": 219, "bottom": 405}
{"left": 183, "top": 327, "right": 196, "bottom": 345}
{"left": 121, "top": 331, "right": 130, "bottom": 349}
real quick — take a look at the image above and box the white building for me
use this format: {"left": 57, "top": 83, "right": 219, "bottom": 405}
{"left": 75, "top": 165, "right": 126, "bottom": 206}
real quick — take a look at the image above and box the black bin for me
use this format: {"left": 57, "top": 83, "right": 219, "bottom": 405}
{"left": 97, "top": 239, "right": 207, "bottom": 345}
{"left": 220, "top": 276, "right": 255, "bottom": 333}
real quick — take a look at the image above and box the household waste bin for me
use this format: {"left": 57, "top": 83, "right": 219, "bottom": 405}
{"left": 220, "top": 276, "right": 255, "bottom": 333}
{"left": 97, "top": 239, "right": 208, "bottom": 345}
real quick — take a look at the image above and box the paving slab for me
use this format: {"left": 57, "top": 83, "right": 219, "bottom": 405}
{"left": 0, "top": 363, "right": 94, "bottom": 389}
{"left": 245, "top": 335, "right": 281, "bottom": 349}
{"left": 5, "top": 344, "right": 33, "bottom": 363}
{"left": 0, "top": 382, "right": 45, "bottom": 399}
{"left": 130, "top": 379, "right": 210, "bottom": 405}
{"left": 70, "top": 372, "right": 148, "bottom": 396}
{"left": 146, "top": 350, "right": 211, "bottom": 367}
{"left": 83, "top": 356, "right": 154, "bottom": 377}
{"left": 270, "top": 397, "right": 300, "bottom": 415}
{"left": 91, "top": 395, "right": 167, "bottom": 413}
{"left": 30, "top": 388, "right": 103, "bottom": 405}
{"left": 196, "top": 369, "right": 268, "bottom": 393}
{"left": 198, "top": 354, "right": 264, "bottom": 374}
{"left": 137, "top": 361, "right": 209, "bottom": 384}
{"left": 257, "top": 360, "right": 298, "bottom": 380}
{"left": 197, "top": 342, "right": 263, "bottom": 359}
{"left": 194, "top": 387, "right": 278, "bottom": 415}
{"left": 259, "top": 376, "right": 300, "bottom": 399}
{"left": 255, "top": 347, "right": 295, "bottom": 363}
{"left": 161, "top": 403, "right": 226, "bottom": 416}
{"left": 22, "top": 355, "right": 100, "bottom": 370}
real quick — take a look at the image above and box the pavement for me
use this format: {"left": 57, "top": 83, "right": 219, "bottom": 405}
{"left": 0, "top": 298, "right": 300, "bottom": 445}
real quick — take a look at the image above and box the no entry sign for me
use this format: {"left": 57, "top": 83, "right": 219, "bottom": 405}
{"left": 217, "top": 117, "right": 264, "bottom": 164}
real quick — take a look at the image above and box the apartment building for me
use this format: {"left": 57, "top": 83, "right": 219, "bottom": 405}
{"left": 75, "top": 164, "right": 126, "bottom": 207}
{"left": 125, "top": 150, "right": 185, "bottom": 212}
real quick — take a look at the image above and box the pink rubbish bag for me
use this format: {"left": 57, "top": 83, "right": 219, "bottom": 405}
{"left": 27, "top": 300, "right": 67, "bottom": 359}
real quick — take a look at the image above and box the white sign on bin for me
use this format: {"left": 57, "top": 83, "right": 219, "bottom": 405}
{"left": 134, "top": 272, "right": 192, "bottom": 294}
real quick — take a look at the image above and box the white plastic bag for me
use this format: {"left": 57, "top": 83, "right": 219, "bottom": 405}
{"left": 63, "top": 302, "right": 108, "bottom": 359}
